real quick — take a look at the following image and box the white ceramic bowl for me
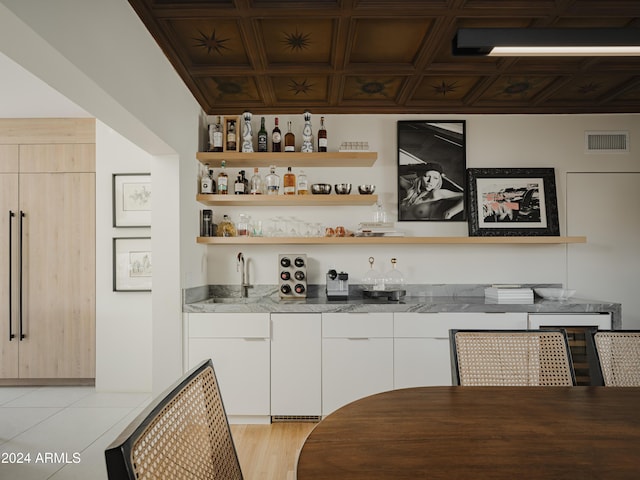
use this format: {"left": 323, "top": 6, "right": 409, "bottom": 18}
{"left": 534, "top": 288, "right": 576, "bottom": 301}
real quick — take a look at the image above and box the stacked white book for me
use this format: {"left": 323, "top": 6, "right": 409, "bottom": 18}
{"left": 356, "top": 222, "right": 405, "bottom": 237}
{"left": 484, "top": 285, "right": 534, "bottom": 304}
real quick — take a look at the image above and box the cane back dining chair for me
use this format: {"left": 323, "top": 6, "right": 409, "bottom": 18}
{"left": 592, "top": 331, "right": 640, "bottom": 387}
{"left": 450, "top": 329, "right": 576, "bottom": 386}
{"left": 104, "top": 359, "right": 243, "bottom": 480}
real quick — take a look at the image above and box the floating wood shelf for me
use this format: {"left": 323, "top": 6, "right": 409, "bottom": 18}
{"left": 196, "top": 193, "right": 379, "bottom": 206}
{"left": 197, "top": 236, "right": 587, "bottom": 245}
{"left": 196, "top": 151, "right": 377, "bottom": 168}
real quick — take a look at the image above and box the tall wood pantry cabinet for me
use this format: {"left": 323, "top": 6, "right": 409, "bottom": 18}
{"left": 0, "top": 119, "right": 96, "bottom": 384}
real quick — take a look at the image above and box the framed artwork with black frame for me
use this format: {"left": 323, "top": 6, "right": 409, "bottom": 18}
{"left": 113, "top": 237, "right": 152, "bottom": 292}
{"left": 397, "top": 120, "right": 466, "bottom": 221}
{"left": 467, "top": 167, "right": 560, "bottom": 237}
{"left": 112, "top": 173, "right": 151, "bottom": 227}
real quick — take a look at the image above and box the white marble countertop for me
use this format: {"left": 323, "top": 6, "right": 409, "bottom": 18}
{"left": 183, "top": 284, "right": 622, "bottom": 328}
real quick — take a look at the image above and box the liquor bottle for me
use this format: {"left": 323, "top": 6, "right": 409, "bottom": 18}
{"left": 226, "top": 120, "right": 237, "bottom": 151}
{"left": 318, "top": 116, "right": 327, "bottom": 152}
{"left": 297, "top": 169, "right": 308, "bottom": 195}
{"left": 284, "top": 121, "right": 295, "bottom": 152}
{"left": 241, "top": 111, "right": 254, "bottom": 152}
{"left": 257, "top": 117, "right": 268, "bottom": 152}
{"left": 265, "top": 165, "right": 280, "bottom": 195}
{"left": 283, "top": 166, "right": 296, "bottom": 195}
{"left": 272, "top": 117, "right": 282, "bottom": 152}
{"left": 217, "top": 160, "right": 229, "bottom": 194}
{"left": 210, "top": 116, "right": 223, "bottom": 152}
{"left": 234, "top": 174, "right": 246, "bottom": 195}
{"left": 249, "top": 167, "right": 264, "bottom": 194}
{"left": 200, "top": 163, "right": 214, "bottom": 194}
{"left": 301, "top": 111, "right": 313, "bottom": 153}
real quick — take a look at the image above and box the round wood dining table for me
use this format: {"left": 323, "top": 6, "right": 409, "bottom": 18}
{"left": 296, "top": 386, "right": 640, "bottom": 480}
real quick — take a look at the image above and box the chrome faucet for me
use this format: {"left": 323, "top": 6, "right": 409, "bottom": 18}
{"left": 237, "top": 252, "right": 252, "bottom": 298}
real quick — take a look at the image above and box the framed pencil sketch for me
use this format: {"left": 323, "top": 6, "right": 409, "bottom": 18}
{"left": 467, "top": 167, "right": 560, "bottom": 237}
{"left": 397, "top": 120, "right": 466, "bottom": 221}
{"left": 113, "top": 173, "right": 151, "bottom": 227}
{"left": 113, "top": 237, "right": 152, "bottom": 292}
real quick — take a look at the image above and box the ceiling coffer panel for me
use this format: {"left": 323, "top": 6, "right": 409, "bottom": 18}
{"left": 128, "top": 0, "right": 640, "bottom": 114}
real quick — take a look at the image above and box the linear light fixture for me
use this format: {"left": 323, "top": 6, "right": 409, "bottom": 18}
{"left": 453, "top": 28, "right": 640, "bottom": 56}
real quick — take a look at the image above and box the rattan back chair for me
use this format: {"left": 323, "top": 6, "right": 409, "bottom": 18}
{"left": 592, "top": 330, "right": 640, "bottom": 387}
{"left": 450, "top": 329, "right": 576, "bottom": 386}
{"left": 105, "top": 359, "right": 243, "bottom": 480}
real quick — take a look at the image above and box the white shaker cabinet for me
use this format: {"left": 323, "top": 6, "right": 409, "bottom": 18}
{"left": 322, "top": 313, "right": 394, "bottom": 416}
{"left": 186, "top": 313, "right": 271, "bottom": 423}
{"left": 394, "top": 312, "right": 528, "bottom": 387}
{"left": 270, "top": 313, "right": 322, "bottom": 419}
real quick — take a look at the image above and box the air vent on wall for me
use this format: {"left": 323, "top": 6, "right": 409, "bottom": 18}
{"left": 585, "top": 131, "right": 629, "bottom": 153}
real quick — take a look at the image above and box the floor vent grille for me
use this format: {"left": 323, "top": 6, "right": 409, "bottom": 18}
{"left": 585, "top": 131, "right": 629, "bottom": 153}
{"left": 271, "top": 415, "right": 321, "bottom": 423}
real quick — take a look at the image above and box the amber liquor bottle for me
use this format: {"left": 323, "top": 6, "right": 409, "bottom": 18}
{"left": 283, "top": 167, "right": 296, "bottom": 195}
{"left": 272, "top": 117, "right": 282, "bottom": 152}
{"left": 318, "top": 116, "right": 327, "bottom": 152}
{"left": 284, "top": 121, "right": 295, "bottom": 152}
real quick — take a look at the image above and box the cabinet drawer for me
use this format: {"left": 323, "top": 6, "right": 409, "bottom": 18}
{"left": 528, "top": 313, "right": 611, "bottom": 330}
{"left": 188, "top": 313, "right": 270, "bottom": 338}
{"left": 394, "top": 312, "right": 528, "bottom": 338}
{"left": 323, "top": 313, "right": 393, "bottom": 338}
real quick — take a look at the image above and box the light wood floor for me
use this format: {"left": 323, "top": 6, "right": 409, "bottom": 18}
{"left": 231, "top": 422, "right": 317, "bottom": 480}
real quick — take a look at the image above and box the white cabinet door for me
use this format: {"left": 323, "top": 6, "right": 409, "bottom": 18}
{"left": 394, "top": 312, "right": 528, "bottom": 387}
{"left": 271, "top": 313, "right": 321, "bottom": 417}
{"left": 187, "top": 313, "right": 270, "bottom": 421}
{"left": 322, "top": 313, "right": 393, "bottom": 416}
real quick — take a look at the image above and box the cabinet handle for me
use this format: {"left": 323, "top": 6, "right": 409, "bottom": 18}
{"left": 347, "top": 337, "right": 370, "bottom": 341}
{"left": 19, "top": 211, "right": 25, "bottom": 340}
{"left": 8, "top": 211, "right": 15, "bottom": 341}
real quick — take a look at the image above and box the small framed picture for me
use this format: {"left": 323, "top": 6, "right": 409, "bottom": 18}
{"left": 113, "top": 173, "right": 151, "bottom": 227}
{"left": 467, "top": 167, "right": 560, "bottom": 236}
{"left": 113, "top": 237, "right": 152, "bottom": 292}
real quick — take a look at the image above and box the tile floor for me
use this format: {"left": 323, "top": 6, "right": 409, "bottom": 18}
{"left": 0, "top": 386, "right": 151, "bottom": 480}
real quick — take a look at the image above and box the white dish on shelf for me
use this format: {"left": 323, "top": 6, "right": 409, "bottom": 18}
{"left": 534, "top": 288, "right": 576, "bottom": 301}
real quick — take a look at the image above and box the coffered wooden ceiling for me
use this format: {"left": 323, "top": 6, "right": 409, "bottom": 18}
{"left": 127, "top": 0, "right": 640, "bottom": 115}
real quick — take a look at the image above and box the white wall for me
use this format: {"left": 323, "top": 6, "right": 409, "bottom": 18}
{"left": 2, "top": 1, "right": 638, "bottom": 393}
{"left": 0, "top": 0, "right": 203, "bottom": 394}
{"left": 201, "top": 114, "right": 640, "bottom": 296}
{"left": 95, "top": 121, "right": 152, "bottom": 391}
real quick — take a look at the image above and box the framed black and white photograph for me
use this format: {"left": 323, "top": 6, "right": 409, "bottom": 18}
{"left": 113, "top": 237, "right": 152, "bottom": 292}
{"left": 113, "top": 173, "right": 151, "bottom": 227}
{"left": 397, "top": 121, "right": 466, "bottom": 221}
{"left": 467, "top": 167, "right": 560, "bottom": 237}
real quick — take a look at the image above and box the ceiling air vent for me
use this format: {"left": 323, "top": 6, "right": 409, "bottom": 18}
{"left": 585, "top": 131, "right": 629, "bottom": 153}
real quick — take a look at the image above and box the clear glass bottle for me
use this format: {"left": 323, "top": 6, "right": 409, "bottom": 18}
{"left": 301, "top": 111, "right": 313, "bottom": 153}
{"left": 318, "top": 116, "right": 327, "bottom": 152}
{"left": 226, "top": 120, "right": 236, "bottom": 151}
{"left": 210, "top": 116, "right": 223, "bottom": 152}
{"left": 384, "top": 258, "right": 406, "bottom": 289}
{"left": 200, "top": 163, "right": 213, "bottom": 194}
{"left": 283, "top": 166, "right": 296, "bottom": 195}
{"left": 217, "top": 160, "right": 229, "bottom": 194}
{"left": 272, "top": 117, "right": 281, "bottom": 152}
{"left": 297, "top": 169, "right": 308, "bottom": 195}
{"left": 285, "top": 121, "right": 295, "bottom": 152}
{"left": 265, "top": 165, "right": 280, "bottom": 195}
{"left": 249, "top": 167, "right": 264, "bottom": 194}
{"left": 237, "top": 213, "right": 251, "bottom": 237}
{"left": 257, "top": 116, "right": 268, "bottom": 152}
